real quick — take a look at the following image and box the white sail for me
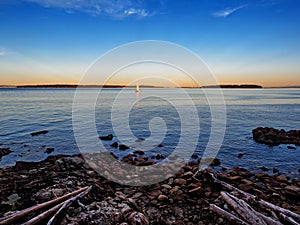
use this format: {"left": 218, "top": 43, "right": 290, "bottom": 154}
{"left": 135, "top": 83, "right": 140, "bottom": 93}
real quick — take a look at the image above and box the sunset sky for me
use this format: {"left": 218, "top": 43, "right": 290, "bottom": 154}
{"left": 0, "top": 0, "right": 300, "bottom": 87}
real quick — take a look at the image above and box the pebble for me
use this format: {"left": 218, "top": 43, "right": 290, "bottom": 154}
{"left": 158, "top": 194, "right": 168, "bottom": 201}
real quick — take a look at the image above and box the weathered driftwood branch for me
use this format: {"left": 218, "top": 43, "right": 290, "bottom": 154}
{"left": 279, "top": 213, "right": 300, "bottom": 225}
{"left": 207, "top": 172, "right": 300, "bottom": 223}
{"left": 257, "top": 200, "right": 300, "bottom": 223}
{"left": 22, "top": 202, "right": 65, "bottom": 225}
{"left": 256, "top": 211, "right": 283, "bottom": 225}
{"left": 210, "top": 204, "right": 250, "bottom": 225}
{"left": 47, "top": 186, "right": 93, "bottom": 225}
{"left": 221, "top": 192, "right": 268, "bottom": 225}
{"left": 0, "top": 186, "right": 88, "bottom": 225}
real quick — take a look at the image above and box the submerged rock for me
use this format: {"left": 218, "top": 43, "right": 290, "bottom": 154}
{"left": 0, "top": 148, "right": 13, "bottom": 159}
{"left": 45, "top": 148, "right": 54, "bottom": 154}
{"left": 30, "top": 130, "right": 48, "bottom": 136}
{"left": 110, "top": 141, "right": 118, "bottom": 148}
{"left": 99, "top": 134, "right": 113, "bottom": 141}
{"left": 119, "top": 144, "right": 130, "bottom": 151}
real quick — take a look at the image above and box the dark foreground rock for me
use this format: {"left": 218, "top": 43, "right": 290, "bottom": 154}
{"left": 0, "top": 154, "right": 299, "bottom": 225}
{"left": 252, "top": 127, "right": 300, "bottom": 146}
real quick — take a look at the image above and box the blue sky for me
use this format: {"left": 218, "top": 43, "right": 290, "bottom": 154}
{"left": 0, "top": 0, "right": 300, "bottom": 86}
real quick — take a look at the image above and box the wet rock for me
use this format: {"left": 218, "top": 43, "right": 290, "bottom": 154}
{"left": 237, "top": 153, "right": 244, "bottom": 158}
{"left": 259, "top": 166, "right": 269, "bottom": 172}
{"left": 191, "top": 154, "right": 198, "bottom": 159}
{"left": 122, "top": 154, "right": 134, "bottom": 163}
{"left": 45, "top": 148, "right": 54, "bottom": 154}
{"left": 119, "top": 144, "right": 130, "bottom": 151}
{"left": 0, "top": 148, "right": 13, "bottom": 159}
{"left": 30, "top": 130, "right": 48, "bottom": 136}
{"left": 135, "top": 138, "right": 145, "bottom": 142}
{"left": 110, "top": 142, "right": 118, "bottom": 148}
{"left": 252, "top": 127, "right": 300, "bottom": 146}
{"left": 255, "top": 172, "right": 268, "bottom": 178}
{"left": 99, "top": 134, "right": 113, "bottom": 141}
{"left": 273, "top": 168, "right": 279, "bottom": 173}
{"left": 210, "top": 158, "right": 221, "bottom": 167}
{"left": 276, "top": 175, "right": 288, "bottom": 183}
{"left": 157, "top": 143, "right": 164, "bottom": 147}
{"left": 287, "top": 145, "right": 296, "bottom": 150}
{"left": 133, "top": 150, "right": 144, "bottom": 155}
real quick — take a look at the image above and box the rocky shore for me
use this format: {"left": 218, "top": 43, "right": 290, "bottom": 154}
{"left": 253, "top": 127, "right": 300, "bottom": 146}
{"left": 0, "top": 154, "right": 299, "bottom": 225}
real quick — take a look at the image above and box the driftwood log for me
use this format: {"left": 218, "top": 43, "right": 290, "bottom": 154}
{"left": 47, "top": 186, "right": 92, "bottom": 225}
{"left": 0, "top": 186, "right": 89, "bottom": 225}
{"left": 210, "top": 204, "right": 250, "bottom": 225}
{"left": 206, "top": 172, "right": 300, "bottom": 225}
{"left": 22, "top": 202, "right": 65, "bottom": 225}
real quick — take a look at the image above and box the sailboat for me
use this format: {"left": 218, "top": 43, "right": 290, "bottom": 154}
{"left": 135, "top": 83, "right": 140, "bottom": 93}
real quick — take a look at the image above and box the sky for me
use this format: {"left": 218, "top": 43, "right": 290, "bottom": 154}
{"left": 0, "top": 0, "right": 300, "bottom": 87}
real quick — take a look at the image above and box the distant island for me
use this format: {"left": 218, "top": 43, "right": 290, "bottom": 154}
{"left": 15, "top": 84, "right": 158, "bottom": 89}
{"left": 5, "top": 84, "right": 264, "bottom": 89}
{"left": 3, "top": 84, "right": 300, "bottom": 89}
{"left": 201, "top": 84, "right": 263, "bottom": 88}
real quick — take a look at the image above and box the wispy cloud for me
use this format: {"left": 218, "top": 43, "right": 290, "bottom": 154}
{"left": 258, "top": 0, "right": 282, "bottom": 7}
{"left": 23, "top": 0, "right": 153, "bottom": 18}
{"left": 0, "top": 49, "right": 10, "bottom": 56}
{"left": 213, "top": 4, "right": 248, "bottom": 18}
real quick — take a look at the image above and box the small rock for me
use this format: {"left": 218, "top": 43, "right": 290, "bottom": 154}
{"left": 239, "top": 183, "right": 253, "bottom": 192}
{"left": 0, "top": 147, "right": 13, "bottom": 159}
{"left": 135, "top": 138, "right": 145, "bottom": 142}
{"left": 31, "top": 130, "right": 48, "bottom": 136}
{"left": 170, "top": 186, "right": 182, "bottom": 196}
{"left": 191, "top": 154, "right": 198, "bottom": 159}
{"left": 285, "top": 186, "right": 300, "bottom": 199}
{"left": 182, "top": 171, "right": 194, "bottom": 179}
{"left": 99, "top": 134, "right": 113, "bottom": 140}
{"left": 161, "top": 184, "right": 172, "bottom": 189}
{"left": 110, "top": 142, "right": 118, "bottom": 148}
{"left": 158, "top": 194, "right": 168, "bottom": 201}
{"left": 259, "top": 166, "right": 269, "bottom": 172}
{"left": 210, "top": 158, "right": 221, "bottom": 167}
{"left": 237, "top": 153, "right": 244, "bottom": 158}
{"left": 287, "top": 145, "right": 296, "bottom": 150}
{"left": 133, "top": 150, "right": 144, "bottom": 155}
{"left": 45, "top": 148, "right": 54, "bottom": 154}
{"left": 174, "top": 178, "right": 187, "bottom": 185}
{"left": 276, "top": 175, "right": 288, "bottom": 183}
{"left": 273, "top": 168, "right": 279, "bottom": 173}
{"left": 119, "top": 144, "right": 130, "bottom": 150}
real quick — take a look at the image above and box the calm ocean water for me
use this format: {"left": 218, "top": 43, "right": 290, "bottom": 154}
{"left": 0, "top": 88, "right": 299, "bottom": 177}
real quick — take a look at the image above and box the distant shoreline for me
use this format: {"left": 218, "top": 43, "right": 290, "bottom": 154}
{"left": 1, "top": 84, "right": 300, "bottom": 89}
